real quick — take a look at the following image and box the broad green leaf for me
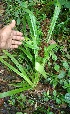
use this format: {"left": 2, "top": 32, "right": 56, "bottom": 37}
{"left": 58, "top": 70, "right": 66, "bottom": 79}
{"left": 54, "top": 64, "right": 60, "bottom": 72}
{"left": 65, "top": 93, "right": 70, "bottom": 104}
{"left": 63, "top": 61, "right": 69, "bottom": 70}
{"left": 35, "top": 62, "right": 47, "bottom": 78}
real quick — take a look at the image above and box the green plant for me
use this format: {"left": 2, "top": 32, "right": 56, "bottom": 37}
{"left": 0, "top": 1, "right": 65, "bottom": 98}
{"left": 8, "top": 93, "right": 27, "bottom": 110}
{"left": 33, "top": 106, "right": 54, "bottom": 114}
{"left": 65, "top": 93, "right": 70, "bottom": 106}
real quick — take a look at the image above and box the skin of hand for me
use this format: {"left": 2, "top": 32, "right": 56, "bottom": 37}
{"left": 0, "top": 20, "right": 24, "bottom": 49}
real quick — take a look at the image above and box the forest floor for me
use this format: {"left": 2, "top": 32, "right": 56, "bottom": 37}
{"left": 0, "top": 1, "right": 70, "bottom": 114}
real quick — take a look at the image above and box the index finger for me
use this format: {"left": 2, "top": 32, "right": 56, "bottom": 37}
{"left": 12, "top": 30, "right": 23, "bottom": 36}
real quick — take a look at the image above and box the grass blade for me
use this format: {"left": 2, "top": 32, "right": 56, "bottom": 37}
{"left": 0, "top": 86, "right": 31, "bottom": 98}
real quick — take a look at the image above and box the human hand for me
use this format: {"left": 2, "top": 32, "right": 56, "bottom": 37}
{"left": 0, "top": 20, "right": 24, "bottom": 49}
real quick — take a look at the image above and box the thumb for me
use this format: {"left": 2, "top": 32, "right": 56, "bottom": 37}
{"left": 9, "top": 20, "right": 16, "bottom": 29}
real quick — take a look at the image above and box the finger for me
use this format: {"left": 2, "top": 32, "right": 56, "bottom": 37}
{"left": 9, "top": 20, "right": 16, "bottom": 29}
{"left": 12, "top": 40, "right": 22, "bottom": 45}
{"left": 12, "top": 30, "right": 23, "bottom": 36}
{"left": 10, "top": 45, "right": 18, "bottom": 49}
{"left": 12, "top": 36, "right": 24, "bottom": 41}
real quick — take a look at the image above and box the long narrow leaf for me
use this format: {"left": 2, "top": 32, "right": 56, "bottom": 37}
{"left": 19, "top": 46, "right": 33, "bottom": 62}
{"left": 47, "top": 2, "right": 61, "bottom": 42}
{"left": 26, "top": 14, "right": 34, "bottom": 37}
{"left": 0, "top": 86, "right": 31, "bottom": 98}
{"left": 3, "top": 50, "right": 26, "bottom": 75}
{"left": 0, "top": 57, "right": 33, "bottom": 87}
{"left": 23, "top": 8, "right": 37, "bottom": 44}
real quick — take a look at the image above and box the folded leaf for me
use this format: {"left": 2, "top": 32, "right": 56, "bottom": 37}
{"left": 35, "top": 62, "right": 47, "bottom": 78}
